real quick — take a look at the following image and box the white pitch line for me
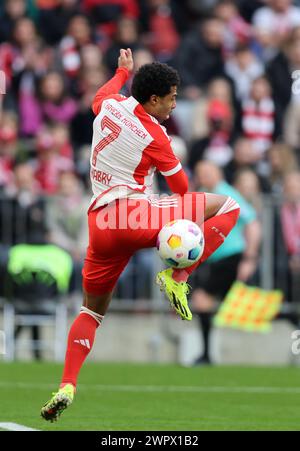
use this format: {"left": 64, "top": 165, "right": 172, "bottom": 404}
{"left": 0, "top": 422, "right": 39, "bottom": 431}
{"left": 0, "top": 381, "right": 300, "bottom": 394}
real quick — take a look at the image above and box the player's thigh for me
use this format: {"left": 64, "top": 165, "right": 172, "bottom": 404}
{"left": 145, "top": 192, "right": 227, "bottom": 236}
{"left": 82, "top": 247, "right": 132, "bottom": 299}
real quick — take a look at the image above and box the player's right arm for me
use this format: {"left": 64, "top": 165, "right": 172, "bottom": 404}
{"left": 164, "top": 168, "right": 189, "bottom": 196}
{"left": 92, "top": 48, "right": 133, "bottom": 115}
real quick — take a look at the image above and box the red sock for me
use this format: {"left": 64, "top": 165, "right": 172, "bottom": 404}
{"left": 173, "top": 201, "right": 240, "bottom": 281}
{"left": 61, "top": 313, "right": 100, "bottom": 388}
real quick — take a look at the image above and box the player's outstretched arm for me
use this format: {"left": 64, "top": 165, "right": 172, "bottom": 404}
{"left": 92, "top": 48, "right": 133, "bottom": 115}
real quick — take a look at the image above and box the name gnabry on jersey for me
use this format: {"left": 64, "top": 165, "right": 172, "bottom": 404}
{"left": 91, "top": 168, "right": 112, "bottom": 185}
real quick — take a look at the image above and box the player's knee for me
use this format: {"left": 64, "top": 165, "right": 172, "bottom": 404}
{"left": 83, "top": 289, "right": 113, "bottom": 317}
{"left": 204, "top": 193, "right": 227, "bottom": 219}
{"left": 216, "top": 196, "right": 240, "bottom": 230}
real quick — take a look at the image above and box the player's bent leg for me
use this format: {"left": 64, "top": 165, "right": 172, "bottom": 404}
{"left": 41, "top": 290, "right": 112, "bottom": 422}
{"left": 174, "top": 193, "right": 240, "bottom": 279}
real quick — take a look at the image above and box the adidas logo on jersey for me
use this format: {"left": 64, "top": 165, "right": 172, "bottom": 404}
{"left": 74, "top": 339, "right": 90, "bottom": 349}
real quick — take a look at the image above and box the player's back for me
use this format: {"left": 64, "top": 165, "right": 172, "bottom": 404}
{"left": 90, "top": 94, "right": 168, "bottom": 210}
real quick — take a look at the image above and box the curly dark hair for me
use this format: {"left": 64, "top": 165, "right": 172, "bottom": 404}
{"left": 131, "top": 62, "right": 180, "bottom": 104}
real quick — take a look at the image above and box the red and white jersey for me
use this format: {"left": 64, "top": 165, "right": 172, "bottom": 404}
{"left": 89, "top": 68, "right": 182, "bottom": 211}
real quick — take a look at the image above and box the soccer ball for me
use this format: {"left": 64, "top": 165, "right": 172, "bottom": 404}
{"left": 156, "top": 219, "right": 205, "bottom": 269}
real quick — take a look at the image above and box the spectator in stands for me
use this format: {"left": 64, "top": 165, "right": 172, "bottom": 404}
{"left": 252, "top": 0, "right": 300, "bottom": 61}
{"left": 38, "top": 71, "right": 78, "bottom": 125}
{"left": 267, "top": 34, "right": 300, "bottom": 123}
{"left": 59, "top": 14, "right": 94, "bottom": 80}
{"left": 71, "top": 67, "right": 107, "bottom": 148}
{"left": 13, "top": 43, "right": 54, "bottom": 137}
{"left": 225, "top": 44, "right": 264, "bottom": 101}
{"left": 0, "top": 16, "right": 41, "bottom": 99}
{"left": 224, "top": 137, "right": 267, "bottom": 186}
{"left": 233, "top": 167, "right": 263, "bottom": 214}
{"left": 241, "top": 76, "right": 277, "bottom": 161}
{"left": 280, "top": 171, "right": 300, "bottom": 302}
{"left": 0, "top": 162, "right": 47, "bottom": 246}
{"left": 188, "top": 99, "right": 235, "bottom": 170}
{"left": 35, "top": 124, "right": 74, "bottom": 195}
{"left": 37, "top": 0, "right": 81, "bottom": 45}
{"left": 284, "top": 99, "right": 300, "bottom": 158}
{"left": 174, "top": 17, "right": 225, "bottom": 100}
{"left": 214, "top": 0, "right": 253, "bottom": 56}
{"left": 0, "top": 111, "right": 19, "bottom": 190}
{"left": 191, "top": 160, "right": 261, "bottom": 365}
{"left": 143, "top": 0, "right": 180, "bottom": 63}
{"left": 46, "top": 170, "right": 89, "bottom": 292}
{"left": 104, "top": 17, "right": 140, "bottom": 74}
{"left": 268, "top": 142, "right": 298, "bottom": 194}
{"left": 13, "top": 16, "right": 40, "bottom": 49}
{"left": 190, "top": 77, "right": 237, "bottom": 141}
{"left": 82, "top": 0, "right": 139, "bottom": 44}
{"left": 80, "top": 43, "right": 103, "bottom": 72}
{"left": 0, "top": 0, "right": 28, "bottom": 43}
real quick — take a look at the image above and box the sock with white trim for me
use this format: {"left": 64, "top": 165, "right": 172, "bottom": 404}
{"left": 60, "top": 308, "right": 104, "bottom": 388}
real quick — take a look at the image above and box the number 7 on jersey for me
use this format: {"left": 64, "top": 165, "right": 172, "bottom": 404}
{"left": 92, "top": 116, "right": 122, "bottom": 166}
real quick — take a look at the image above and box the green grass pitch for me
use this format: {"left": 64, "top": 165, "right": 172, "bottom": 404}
{"left": 1, "top": 362, "right": 300, "bottom": 431}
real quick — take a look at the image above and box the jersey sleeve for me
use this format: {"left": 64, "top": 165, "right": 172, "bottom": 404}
{"left": 164, "top": 168, "right": 189, "bottom": 195}
{"left": 148, "top": 141, "right": 182, "bottom": 175}
{"left": 92, "top": 67, "right": 129, "bottom": 115}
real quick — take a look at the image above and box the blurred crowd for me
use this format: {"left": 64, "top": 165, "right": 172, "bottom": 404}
{"left": 0, "top": 0, "right": 300, "bottom": 304}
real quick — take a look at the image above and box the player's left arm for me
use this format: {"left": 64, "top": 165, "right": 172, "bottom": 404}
{"left": 92, "top": 48, "right": 133, "bottom": 115}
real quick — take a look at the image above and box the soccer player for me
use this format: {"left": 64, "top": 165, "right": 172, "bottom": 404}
{"left": 41, "top": 48, "right": 240, "bottom": 421}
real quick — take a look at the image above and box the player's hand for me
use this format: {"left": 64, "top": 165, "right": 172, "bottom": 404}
{"left": 118, "top": 48, "right": 134, "bottom": 73}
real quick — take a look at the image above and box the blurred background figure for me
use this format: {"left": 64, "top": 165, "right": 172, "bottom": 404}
{"left": 279, "top": 171, "right": 300, "bottom": 303}
{"left": 174, "top": 17, "right": 225, "bottom": 100}
{"left": 188, "top": 98, "right": 235, "bottom": 170}
{"left": 46, "top": 170, "right": 89, "bottom": 293}
{"left": 252, "top": 0, "right": 300, "bottom": 61}
{"left": 190, "top": 160, "right": 261, "bottom": 365}
{"left": 104, "top": 17, "right": 140, "bottom": 74}
{"left": 34, "top": 124, "right": 74, "bottom": 195}
{"left": 190, "top": 77, "right": 237, "bottom": 141}
{"left": 214, "top": 0, "right": 253, "bottom": 56}
{"left": 224, "top": 45, "right": 264, "bottom": 102}
{"left": 142, "top": 0, "right": 180, "bottom": 63}
{"left": 267, "top": 142, "right": 298, "bottom": 195}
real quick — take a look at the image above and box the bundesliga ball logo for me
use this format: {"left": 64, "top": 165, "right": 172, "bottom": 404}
{"left": 157, "top": 219, "right": 204, "bottom": 268}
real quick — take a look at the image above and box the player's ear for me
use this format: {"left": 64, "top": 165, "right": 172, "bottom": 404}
{"left": 149, "top": 94, "right": 159, "bottom": 105}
